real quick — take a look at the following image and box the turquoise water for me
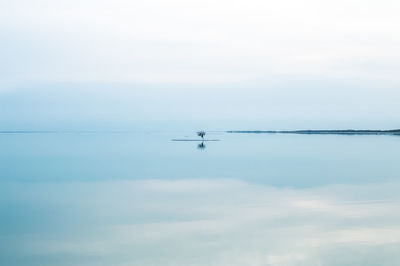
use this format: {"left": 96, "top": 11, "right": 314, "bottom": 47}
{"left": 1, "top": 132, "right": 400, "bottom": 265}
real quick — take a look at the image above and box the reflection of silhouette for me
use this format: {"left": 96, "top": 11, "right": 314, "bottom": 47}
{"left": 197, "top": 142, "right": 206, "bottom": 150}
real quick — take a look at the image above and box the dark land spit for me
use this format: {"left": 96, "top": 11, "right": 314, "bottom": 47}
{"left": 171, "top": 139, "right": 220, "bottom": 141}
{"left": 227, "top": 129, "right": 400, "bottom": 135}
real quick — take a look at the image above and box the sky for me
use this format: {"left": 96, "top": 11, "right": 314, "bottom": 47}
{"left": 1, "top": 0, "right": 400, "bottom": 130}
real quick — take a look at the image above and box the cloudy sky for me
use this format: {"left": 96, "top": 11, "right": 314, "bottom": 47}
{"left": 1, "top": 0, "right": 399, "bottom": 130}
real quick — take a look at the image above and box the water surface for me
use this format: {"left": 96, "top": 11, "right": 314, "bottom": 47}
{"left": 1, "top": 132, "right": 400, "bottom": 265}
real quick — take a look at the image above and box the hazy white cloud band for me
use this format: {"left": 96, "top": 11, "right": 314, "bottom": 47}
{"left": 1, "top": 0, "right": 400, "bottom": 85}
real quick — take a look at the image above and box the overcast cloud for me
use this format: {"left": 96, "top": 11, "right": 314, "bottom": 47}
{"left": 0, "top": 0, "right": 399, "bottom": 129}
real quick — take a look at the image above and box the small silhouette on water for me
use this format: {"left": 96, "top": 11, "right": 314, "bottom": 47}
{"left": 197, "top": 131, "right": 206, "bottom": 150}
{"left": 197, "top": 131, "right": 206, "bottom": 139}
{"left": 171, "top": 130, "right": 218, "bottom": 150}
{"left": 197, "top": 142, "right": 206, "bottom": 150}
{"left": 172, "top": 131, "right": 219, "bottom": 142}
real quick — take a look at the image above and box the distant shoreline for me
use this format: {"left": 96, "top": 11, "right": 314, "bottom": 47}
{"left": 171, "top": 139, "right": 220, "bottom": 141}
{"left": 227, "top": 129, "right": 400, "bottom": 135}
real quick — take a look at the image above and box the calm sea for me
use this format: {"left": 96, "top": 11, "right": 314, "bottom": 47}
{"left": 1, "top": 132, "right": 400, "bottom": 265}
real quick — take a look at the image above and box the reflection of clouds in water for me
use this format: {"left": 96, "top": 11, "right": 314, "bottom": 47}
{"left": 2, "top": 180, "right": 400, "bottom": 266}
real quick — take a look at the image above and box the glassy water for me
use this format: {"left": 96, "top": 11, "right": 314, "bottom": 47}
{"left": 1, "top": 132, "right": 400, "bottom": 265}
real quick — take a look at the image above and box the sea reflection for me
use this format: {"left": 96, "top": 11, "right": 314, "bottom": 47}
{"left": 1, "top": 179, "right": 400, "bottom": 266}
{"left": 197, "top": 141, "right": 206, "bottom": 150}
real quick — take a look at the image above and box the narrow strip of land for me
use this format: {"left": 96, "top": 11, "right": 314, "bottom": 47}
{"left": 171, "top": 139, "right": 220, "bottom": 141}
{"left": 227, "top": 129, "right": 400, "bottom": 135}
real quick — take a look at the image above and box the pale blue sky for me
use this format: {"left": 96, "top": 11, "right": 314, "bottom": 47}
{"left": 1, "top": 0, "right": 399, "bottom": 130}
